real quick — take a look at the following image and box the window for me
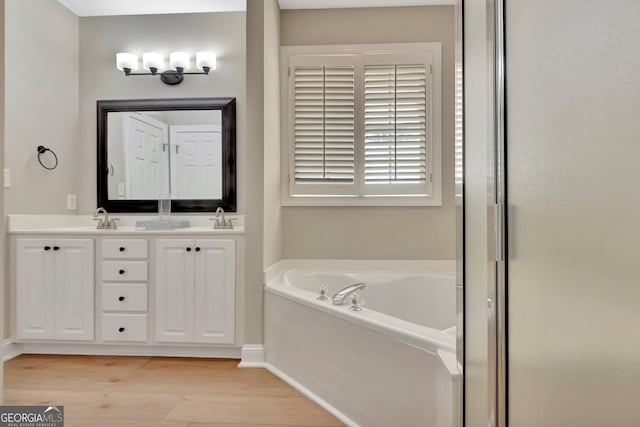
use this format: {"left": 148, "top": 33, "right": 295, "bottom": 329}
{"left": 281, "top": 43, "right": 442, "bottom": 206}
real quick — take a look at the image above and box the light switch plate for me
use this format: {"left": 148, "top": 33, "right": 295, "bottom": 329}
{"left": 4, "top": 169, "right": 10, "bottom": 189}
{"left": 67, "top": 194, "right": 77, "bottom": 211}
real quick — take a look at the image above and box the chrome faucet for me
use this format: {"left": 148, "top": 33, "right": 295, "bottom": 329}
{"left": 332, "top": 283, "right": 366, "bottom": 305}
{"left": 94, "top": 207, "right": 118, "bottom": 230}
{"left": 211, "top": 207, "right": 233, "bottom": 229}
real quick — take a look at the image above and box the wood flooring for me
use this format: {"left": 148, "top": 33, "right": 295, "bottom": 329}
{"left": 4, "top": 355, "right": 343, "bottom": 427}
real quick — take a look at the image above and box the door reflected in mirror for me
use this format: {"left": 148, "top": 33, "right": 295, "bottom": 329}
{"left": 107, "top": 110, "right": 223, "bottom": 201}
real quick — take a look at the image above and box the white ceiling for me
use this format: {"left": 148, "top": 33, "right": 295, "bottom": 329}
{"left": 57, "top": 0, "right": 453, "bottom": 17}
{"left": 56, "top": 0, "right": 247, "bottom": 17}
{"left": 278, "top": 0, "right": 455, "bottom": 9}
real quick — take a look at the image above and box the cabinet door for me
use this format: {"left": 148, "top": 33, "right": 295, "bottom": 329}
{"left": 54, "top": 239, "right": 94, "bottom": 340}
{"left": 155, "top": 239, "right": 195, "bottom": 342}
{"left": 16, "top": 239, "right": 55, "bottom": 340}
{"left": 194, "top": 239, "right": 235, "bottom": 344}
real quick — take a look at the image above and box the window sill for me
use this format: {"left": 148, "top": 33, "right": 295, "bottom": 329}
{"left": 281, "top": 195, "right": 443, "bottom": 207}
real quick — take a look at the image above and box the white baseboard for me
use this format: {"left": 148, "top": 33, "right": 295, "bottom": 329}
{"left": 3, "top": 341, "right": 241, "bottom": 359}
{"left": 237, "top": 344, "right": 265, "bottom": 367}
{"left": 264, "top": 362, "right": 359, "bottom": 427}
{"left": 3, "top": 339, "right": 22, "bottom": 362}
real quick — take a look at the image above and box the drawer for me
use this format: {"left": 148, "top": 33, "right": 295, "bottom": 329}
{"left": 102, "top": 314, "right": 148, "bottom": 342}
{"left": 102, "top": 283, "right": 147, "bottom": 312}
{"left": 103, "top": 239, "right": 148, "bottom": 259}
{"left": 102, "top": 261, "right": 148, "bottom": 281}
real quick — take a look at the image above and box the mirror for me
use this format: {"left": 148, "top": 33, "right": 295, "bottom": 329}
{"left": 97, "top": 98, "right": 236, "bottom": 213}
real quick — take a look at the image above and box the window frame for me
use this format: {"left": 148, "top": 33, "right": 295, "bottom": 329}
{"left": 280, "top": 43, "right": 442, "bottom": 207}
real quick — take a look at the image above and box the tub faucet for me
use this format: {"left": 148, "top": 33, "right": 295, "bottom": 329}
{"left": 332, "top": 283, "right": 365, "bottom": 305}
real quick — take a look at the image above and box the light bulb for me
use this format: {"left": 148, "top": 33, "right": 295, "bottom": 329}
{"left": 142, "top": 52, "right": 164, "bottom": 73}
{"left": 196, "top": 52, "right": 216, "bottom": 73}
{"left": 169, "top": 52, "right": 190, "bottom": 71}
{"left": 116, "top": 52, "right": 138, "bottom": 72}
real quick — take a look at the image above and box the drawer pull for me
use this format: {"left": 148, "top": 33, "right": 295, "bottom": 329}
{"left": 195, "top": 247, "right": 201, "bottom": 252}
{"left": 53, "top": 246, "right": 60, "bottom": 251}
{"left": 44, "top": 246, "right": 51, "bottom": 251}
{"left": 119, "top": 269, "right": 125, "bottom": 275}
{"left": 118, "top": 296, "right": 125, "bottom": 301}
{"left": 186, "top": 247, "right": 192, "bottom": 252}
{"left": 118, "top": 327, "right": 125, "bottom": 333}
{"left": 119, "top": 247, "right": 126, "bottom": 252}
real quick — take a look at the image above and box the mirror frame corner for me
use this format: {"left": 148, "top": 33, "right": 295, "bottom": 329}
{"left": 96, "top": 97, "right": 237, "bottom": 213}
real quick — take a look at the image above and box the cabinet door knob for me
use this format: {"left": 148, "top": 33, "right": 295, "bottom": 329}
{"left": 186, "top": 247, "right": 192, "bottom": 252}
{"left": 195, "top": 247, "right": 201, "bottom": 252}
{"left": 118, "top": 296, "right": 125, "bottom": 301}
{"left": 44, "top": 246, "right": 51, "bottom": 251}
{"left": 118, "top": 327, "right": 125, "bottom": 333}
{"left": 119, "top": 247, "right": 126, "bottom": 252}
{"left": 119, "top": 269, "right": 125, "bottom": 275}
{"left": 53, "top": 246, "right": 60, "bottom": 251}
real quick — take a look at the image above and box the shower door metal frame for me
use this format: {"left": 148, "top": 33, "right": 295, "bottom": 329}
{"left": 487, "top": 0, "right": 508, "bottom": 426}
{"left": 455, "top": 2, "right": 464, "bottom": 426}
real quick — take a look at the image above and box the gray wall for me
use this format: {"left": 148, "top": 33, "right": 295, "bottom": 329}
{"left": 506, "top": 1, "right": 640, "bottom": 425}
{"left": 4, "top": 0, "right": 79, "bottom": 214}
{"left": 244, "top": 0, "right": 266, "bottom": 344}
{"left": 78, "top": 11, "right": 246, "bottom": 214}
{"left": 2, "top": 6, "right": 262, "bottom": 344}
{"left": 280, "top": 6, "right": 456, "bottom": 260}
{"left": 263, "top": 0, "right": 282, "bottom": 269}
{"left": 79, "top": 10, "right": 263, "bottom": 344}
{"left": 4, "top": 0, "right": 78, "bottom": 340}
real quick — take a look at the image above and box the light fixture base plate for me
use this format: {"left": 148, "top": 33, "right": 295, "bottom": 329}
{"left": 160, "top": 70, "right": 184, "bottom": 85}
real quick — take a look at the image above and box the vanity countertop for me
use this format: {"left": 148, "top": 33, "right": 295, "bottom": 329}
{"left": 7, "top": 215, "right": 246, "bottom": 235}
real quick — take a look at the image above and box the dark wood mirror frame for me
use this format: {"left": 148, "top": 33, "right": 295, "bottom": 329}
{"left": 97, "top": 97, "right": 236, "bottom": 213}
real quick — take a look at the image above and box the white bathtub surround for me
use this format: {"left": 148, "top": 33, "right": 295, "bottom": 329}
{"left": 264, "top": 260, "right": 460, "bottom": 427}
{"left": 436, "top": 349, "right": 462, "bottom": 427}
{"left": 265, "top": 259, "right": 456, "bottom": 352}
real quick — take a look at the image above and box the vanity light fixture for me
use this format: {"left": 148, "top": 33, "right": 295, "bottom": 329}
{"left": 116, "top": 51, "right": 216, "bottom": 85}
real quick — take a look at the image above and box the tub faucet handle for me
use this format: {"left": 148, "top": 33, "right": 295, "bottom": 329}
{"left": 348, "top": 293, "right": 362, "bottom": 311}
{"left": 317, "top": 285, "right": 329, "bottom": 301}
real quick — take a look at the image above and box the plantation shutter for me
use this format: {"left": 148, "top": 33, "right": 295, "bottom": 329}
{"left": 363, "top": 53, "right": 432, "bottom": 195}
{"left": 289, "top": 55, "right": 357, "bottom": 195}
{"left": 287, "top": 50, "right": 436, "bottom": 200}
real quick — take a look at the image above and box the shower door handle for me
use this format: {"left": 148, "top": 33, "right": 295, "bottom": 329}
{"left": 494, "top": 200, "right": 506, "bottom": 262}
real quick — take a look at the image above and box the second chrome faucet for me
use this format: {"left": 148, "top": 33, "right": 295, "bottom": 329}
{"left": 332, "top": 283, "right": 366, "bottom": 305}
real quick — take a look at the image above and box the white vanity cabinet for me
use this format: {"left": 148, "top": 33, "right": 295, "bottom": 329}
{"left": 100, "top": 239, "right": 149, "bottom": 342}
{"left": 9, "top": 215, "right": 244, "bottom": 357}
{"left": 16, "top": 238, "right": 94, "bottom": 341}
{"left": 155, "top": 239, "right": 235, "bottom": 344}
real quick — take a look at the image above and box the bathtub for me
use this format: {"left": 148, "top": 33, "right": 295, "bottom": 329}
{"left": 264, "top": 260, "right": 461, "bottom": 427}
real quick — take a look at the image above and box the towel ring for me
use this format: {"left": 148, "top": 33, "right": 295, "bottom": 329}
{"left": 37, "top": 146, "right": 58, "bottom": 170}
